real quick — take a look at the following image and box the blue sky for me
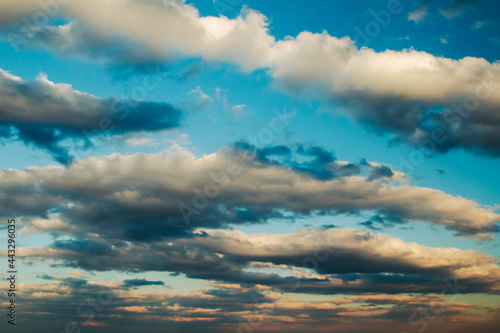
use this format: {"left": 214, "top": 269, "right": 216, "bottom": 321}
{"left": 0, "top": 1, "right": 500, "bottom": 332}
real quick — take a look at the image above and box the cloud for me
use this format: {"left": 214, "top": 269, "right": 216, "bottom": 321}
{"left": 0, "top": 69, "right": 183, "bottom": 164}
{"left": 4, "top": 276, "right": 497, "bottom": 333}
{"left": 489, "top": 36, "right": 500, "bottom": 47}
{"left": 408, "top": 5, "right": 429, "bottom": 23}
{"left": 0, "top": 0, "right": 274, "bottom": 70}
{"left": 472, "top": 21, "right": 488, "bottom": 29}
{"left": 358, "top": 215, "right": 406, "bottom": 231}
{"left": 17, "top": 227, "right": 500, "bottom": 295}
{"left": 122, "top": 278, "right": 165, "bottom": 288}
{"left": 439, "top": 0, "right": 478, "bottom": 19}
{"left": 2, "top": 1, "right": 500, "bottom": 156}
{"left": 359, "top": 159, "right": 404, "bottom": 181}
{"left": 125, "top": 137, "right": 158, "bottom": 147}
{"left": 435, "top": 168, "right": 446, "bottom": 175}
{"left": 214, "top": 87, "right": 247, "bottom": 115}
{"left": 1, "top": 143, "right": 498, "bottom": 240}
{"left": 184, "top": 86, "right": 213, "bottom": 111}
{"left": 269, "top": 35, "right": 500, "bottom": 156}
{"left": 410, "top": 0, "right": 494, "bottom": 21}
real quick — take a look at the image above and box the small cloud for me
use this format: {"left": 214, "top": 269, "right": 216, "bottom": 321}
{"left": 472, "top": 21, "right": 487, "bottom": 30}
{"left": 489, "top": 36, "right": 500, "bottom": 47}
{"left": 186, "top": 86, "right": 213, "bottom": 110}
{"left": 358, "top": 215, "right": 406, "bottom": 231}
{"left": 122, "top": 278, "right": 165, "bottom": 288}
{"left": 439, "top": 8, "right": 459, "bottom": 19}
{"left": 173, "top": 63, "right": 202, "bottom": 83}
{"left": 215, "top": 87, "right": 227, "bottom": 103}
{"left": 439, "top": 0, "right": 475, "bottom": 20}
{"left": 440, "top": 37, "right": 448, "bottom": 44}
{"left": 68, "top": 269, "right": 84, "bottom": 278}
{"left": 408, "top": 6, "right": 428, "bottom": 24}
{"left": 125, "top": 137, "right": 157, "bottom": 147}
{"left": 434, "top": 168, "right": 446, "bottom": 175}
{"left": 215, "top": 87, "right": 247, "bottom": 115}
{"left": 164, "top": 133, "right": 192, "bottom": 147}
{"left": 229, "top": 104, "right": 247, "bottom": 115}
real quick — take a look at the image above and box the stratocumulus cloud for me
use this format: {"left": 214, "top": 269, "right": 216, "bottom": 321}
{"left": 1, "top": 0, "right": 500, "bottom": 155}
{"left": 2, "top": 277, "right": 497, "bottom": 333}
{"left": 1, "top": 143, "right": 498, "bottom": 240}
{"left": 15, "top": 227, "right": 500, "bottom": 294}
{"left": 1, "top": 2, "right": 499, "bottom": 332}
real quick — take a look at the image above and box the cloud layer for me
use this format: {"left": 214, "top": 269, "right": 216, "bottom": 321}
{"left": 3, "top": 275, "right": 498, "bottom": 333}
{"left": 17, "top": 227, "right": 500, "bottom": 294}
{"left": 2, "top": 143, "right": 498, "bottom": 240}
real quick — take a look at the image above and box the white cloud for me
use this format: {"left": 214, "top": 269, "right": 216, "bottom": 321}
{"left": 3, "top": 0, "right": 500, "bottom": 104}
{"left": 125, "top": 137, "right": 157, "bottom": 147}
{"left": 408, "top": 6, "right": 429, "bottom": 23}
{"left": 2, "top": 0, "right": 500, "bottom": 154}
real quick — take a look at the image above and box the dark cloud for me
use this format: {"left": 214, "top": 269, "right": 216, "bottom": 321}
{"left": 0, "top": 69, "right": 183, "bottom": 164}
{"left": 361, "top": 159, "right": 395, "bottom": 181}
{"left": 335, "top": 92, "right": 500, "bottom": 158}
{"left": 232, "top": 141, "right": 359, "bottom": 180}
{"left": 122, "top": 278, "right": 165, "bottom": 288}
{"left": 15, "top": 276, "right": 498, "bottom": 333}
{"left": 358, "top": 215, "right": 407, "bottom": 231}
{"left": 52, "top": 239, "right": 114, "bottom": 256}
{"left": 435, "top": 168, "right": 446, "bottom": 175}
{"left": 23, "top": 228, "right": 500, "bottom": 295}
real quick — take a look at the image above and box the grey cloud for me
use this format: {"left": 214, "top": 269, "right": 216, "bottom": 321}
{"left": 435, "top": 168, "right": 446, "bottom": 175}
{"left": 1, "top": 144, "right": 498, "bottom": 240}
{"left": 358, "top": 215, "right": 407, "bottom": 231}
{"left": 122, "top": 278, "right": 165, "bottom": 288}
{"left": 334, "top": 92, "right": 500, "bottom": 158}
{"left": 20, "top": 228, "right": 500, "bottom": 295}
{"left": 0, "top": 69, "right": 183, "bottom": 164}
{"left": 14, "top": 278, "right": 488, "bottom": 333}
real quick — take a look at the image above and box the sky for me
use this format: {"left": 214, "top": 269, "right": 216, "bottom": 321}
{"left": 0, "top": 0, "right": 499, "bottom": 332}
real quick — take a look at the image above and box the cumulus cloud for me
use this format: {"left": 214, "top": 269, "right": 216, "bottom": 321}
{"left": 0, "top": 69, "right": 183, "bottom": 164}
{"left": 0, "top": 0, "right": 274, "bottom": 70}
{"left": 1, "top": 143, "right": 498, "bottom": 240}
{"left": 269, "top": 35, "right": 500, "bottom": 156}
{"left": 1, "top": 0, "right": 500, "bottom": 155}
